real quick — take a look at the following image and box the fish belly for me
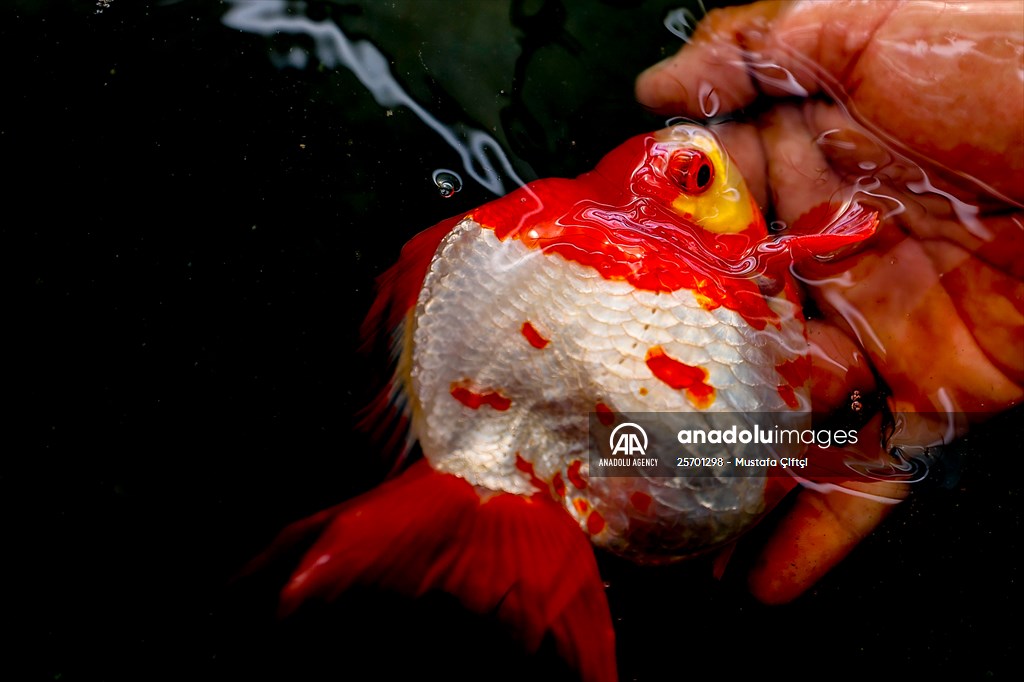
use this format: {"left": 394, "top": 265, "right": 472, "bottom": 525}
{"left": 409, "top": 218, "right": 809, "bottom": 559}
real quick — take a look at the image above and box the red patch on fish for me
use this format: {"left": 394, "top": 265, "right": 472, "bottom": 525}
{"left": 774, "top": 358, "right": 809, "bottom": 409}
{"left": 552, "top": 472, "right": 566, "bottom": 498}
{"left": 520, "top": 321, "right": 550, "bottom": 349}
{"left": 515, "top": 452, "right": 548, "bottom": 492}
{"left": 469, "top": 134, "right": 789, "bottom": 331}
{"left": 567, "top": 460, "right": 587, "bottom": 490}
{"left": 777, "top": 384, "right": 800, "bottom": 409}
{"left": 587, "top": 511, "right": 606, "bottom": 535}
{"left": 450, "top": 380, "right": 512, "bottom": 411}
{"left": 775, "top": 356, "right": 811, "bottom": 386}
{"left": 645, "top": 346, "right": 715, "bottom": 409}
{"left": 473, "top": 214, "right": 780, "bottom": 332}
{"left": 595, "top": 402, "right": 615, "bottom": 426}
{"left": 630, "top": 491, "right": 653, "bottom": 514}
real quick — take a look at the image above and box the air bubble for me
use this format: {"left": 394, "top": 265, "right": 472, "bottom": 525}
{"left": 432, "top": 168, "right": 463, "bottom": 198}
{"left": 745, "top": 60, "right": 808, "bottom": 97}
{"left": 664, "top": 8, "right": 698, "bottom": 41}
{"left": 698, "top": 82, "right": 720, "bottom": 117}
{"left": 814, "top": 128, "right": 856, "bottom": 150}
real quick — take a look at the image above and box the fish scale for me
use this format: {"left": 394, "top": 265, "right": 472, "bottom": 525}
{"left": 409, "top": 210, "right": 809, "bottom": 558}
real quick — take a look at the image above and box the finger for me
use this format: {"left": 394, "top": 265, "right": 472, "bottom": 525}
{"left": 806, "top": 319, "right": 876, "bottom": 417}
{"left": 635, "top": 1, "right": 896, "bottom": 116}
{"left": 773, "top": 101, "right": 1024, "bottom": 416}
{"left": 636, "top": 1, "right": 785, "bottom": 116}
{"left": 708, "top": 120, "right": 769, "bottom": 211}
{"left": 757, "top": 102, "right": 847, "bottom": 228}
{"left": 748, "top": 477, "right": 909, "bottom": 605}
{"left": 799, "top": 228, "right": 1024, "bottom": 417}
{"left": 846, "top": 1, "right": 1024, "bottom": 205}
{"left": 891, "top": 191, "right": 1024, "bottom": 280}
{"left": 749, "top": 412, "right": 910, "bottom": 604}
{"left": 919, "top": 238, "right": 1024, "bottom": 389}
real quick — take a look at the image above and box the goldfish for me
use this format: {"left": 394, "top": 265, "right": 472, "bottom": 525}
{"left": 262, "top": 124, "right": 878, "bottom": 682}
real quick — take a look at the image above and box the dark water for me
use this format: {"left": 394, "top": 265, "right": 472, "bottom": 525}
{"left": 10, "top": 0, "right": 1019, "bottom": 679}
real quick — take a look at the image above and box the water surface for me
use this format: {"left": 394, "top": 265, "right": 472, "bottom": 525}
{"left": 10, "top": 1, "right": 1020, "bottom": 679}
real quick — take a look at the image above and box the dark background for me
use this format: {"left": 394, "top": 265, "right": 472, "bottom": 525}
{"left": 10, "top": 0, "right": 1019, "bottom": 679}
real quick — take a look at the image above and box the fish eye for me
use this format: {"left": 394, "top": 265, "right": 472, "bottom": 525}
{"left": 667, "top": 149, "right": 714, "bottom": 194}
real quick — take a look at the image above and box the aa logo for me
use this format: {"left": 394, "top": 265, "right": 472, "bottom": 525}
{"left": 609, "top": 422, "right": 648, "bottom": 456}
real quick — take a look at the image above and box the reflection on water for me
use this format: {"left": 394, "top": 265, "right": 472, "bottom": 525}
{"left": 214, "top": 0, "right": 1020, "bottom": 678}
{"left": 223, "top": 0, "right": 523, "bottom": 195}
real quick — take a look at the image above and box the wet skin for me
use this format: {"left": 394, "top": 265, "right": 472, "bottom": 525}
{"left": 636, "top": 0, "right": 1024, "bottom": 603}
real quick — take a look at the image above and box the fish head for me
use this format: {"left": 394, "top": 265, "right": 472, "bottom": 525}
{"left": 593, "top": 123, "right": 766, "bottom": 239}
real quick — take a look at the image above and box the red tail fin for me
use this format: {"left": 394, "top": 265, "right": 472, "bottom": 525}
{"left": 278, "top": 460, "right": 618, "bottom": 682}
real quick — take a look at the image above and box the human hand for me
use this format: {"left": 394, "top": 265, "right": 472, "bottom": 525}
{"left": 636, "top": 0, "right": 1023, "bottom": 602}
